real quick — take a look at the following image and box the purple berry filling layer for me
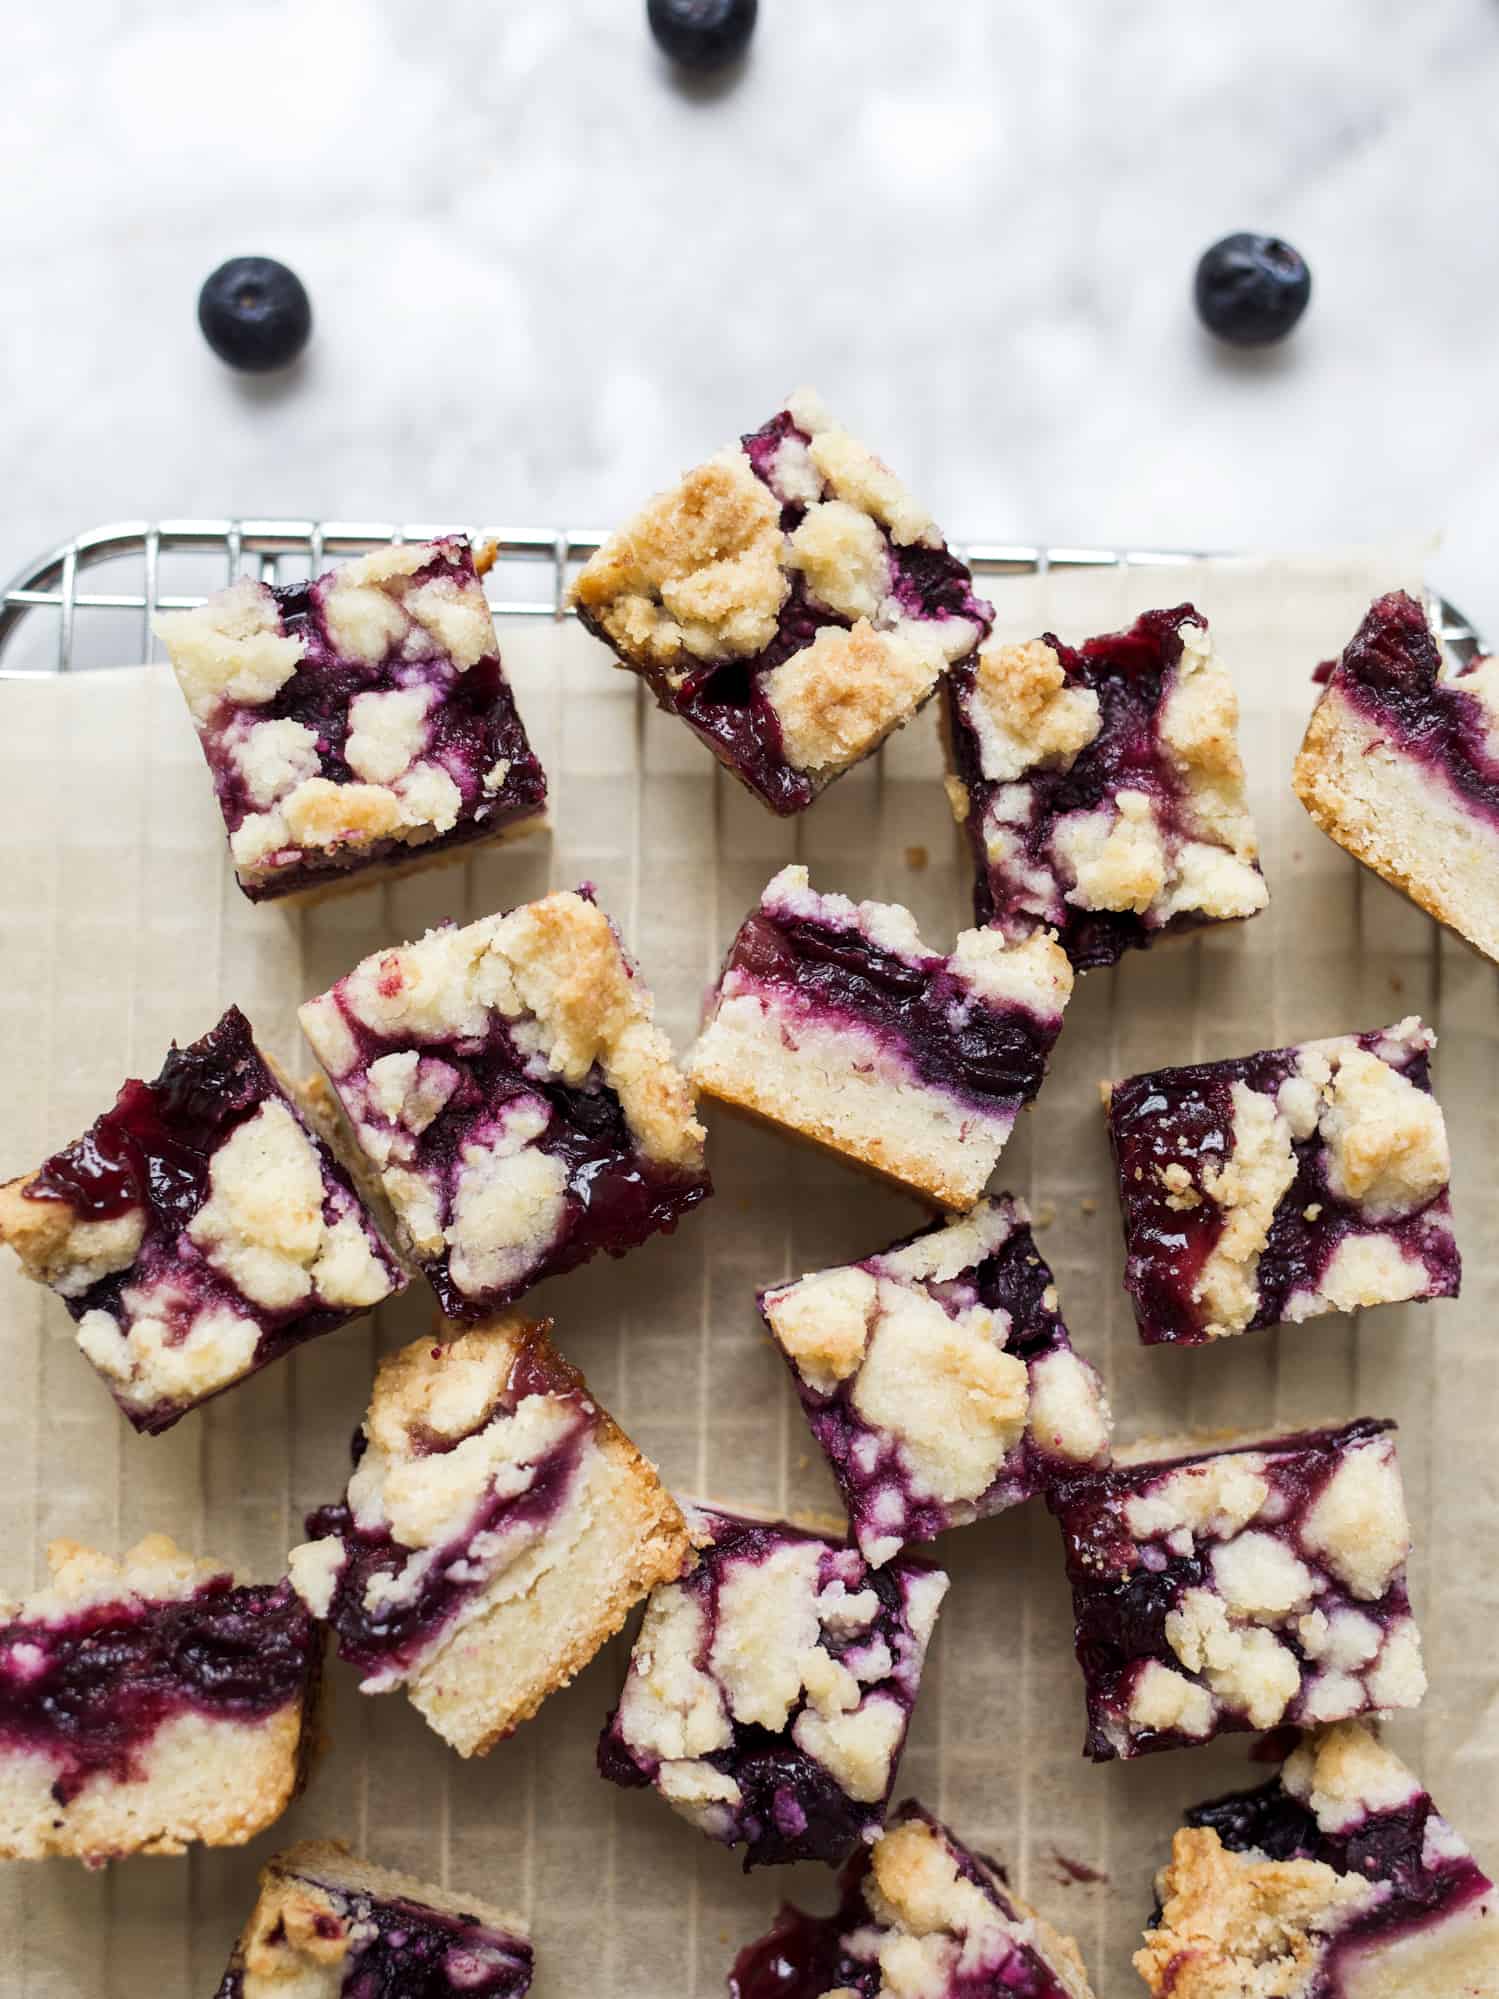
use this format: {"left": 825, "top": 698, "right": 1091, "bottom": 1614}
{"left": 1173, "top": 1762, "right": 1494, "bottom": 1976}
{"left": 1107, "top": 1028, "right": 1458, "bottom": 1344}
{"left": 310, "top": 940, "right": 711, "bottom": 1320}
{"left": 1324, "top": 590, "right": 1499, "bottom": 826}
{"left": 19, "top": 1006, "right": 403, "bottom": 1431}
{"left": 598, "top": 1511, "right": 945, "bottom": 1870}
{"left": 216, "top": 1876, "right": 533, "bottom": 1999}
{"left": 307, "top": 1340, "right": 591, "bottom": 1683}
{"left": 195, "top": 540, "right": 546, "bottom": 900}
{"left": 578, "top": 408, "right": 991, "bottom": 815}
{"left": 725, "top": 905, "right": 1058, "bottom": 1118}
{"left": 946, "top": 605, "right": 1258, "bottom": 970}
{"left": 0, "top": 1577, "right": 318, "bottom": 1806}
{"left": 727, "top": 1804, "right": 1078, "bottom": 1999}
{"left": 1049, "top": 1421, "right": 1421, "bottom": 1762}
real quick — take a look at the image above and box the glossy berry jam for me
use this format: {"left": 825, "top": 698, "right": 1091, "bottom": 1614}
{"left": 0, "top": 1577, "right": 318, "bottom": 1804}
{"left": 1326, "top": 591, "right": 1499, "bottom": 827}
{"left": 727, "top": 907, "right": 1056, "bottom": 1114}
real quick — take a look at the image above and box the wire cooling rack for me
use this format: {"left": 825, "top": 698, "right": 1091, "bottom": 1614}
{"left": 0, "top": 518, "right": 1483, "bottom": 674}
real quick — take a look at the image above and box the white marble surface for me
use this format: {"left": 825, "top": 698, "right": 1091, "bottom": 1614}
{"left": 4, "top": 0, "right": 1499, "bottom": 638}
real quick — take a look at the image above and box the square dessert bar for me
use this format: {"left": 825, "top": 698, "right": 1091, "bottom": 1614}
{"left": 1104, "top": 1015, "right": 1458, "bottom": 1346}
{"left": 598, "top": 1506, "right": 947, "bottom": 1869}
{"left": 728, "top": 1802, "right": 1097, "bottom": 1998}
{"left": 0, "top": 1535, "right": 321, "bottom": 1863}
{"left": 1048, "top": 1421, "right": 1426, "bottom": 1763}
{"left": 214, "top": 1839, "right": 533, "bottom": 1999}
{"left": 571, "top": 389, "right": 992, "bottom": 814}
{"left": 759, "top": 1197, "right": 1111, "bottom": 1565}
{"left": 943, "top": 606, "right": 1268, "bottom": 970}
{"left": 1137, "top": 1723, "right": 1499, "bottom": 1999}
{"left": 156, "top": 536, "right": 547, "bottom": 902}
{"left": 688, "top": 866, "right": 1073, "bottom": 1210}
{"left": 1294, "top": 589, "right": 1499, "bottom": 964}
{"left": 0, "top": 1005, "right": 405, "bottom": 1433}
{"left": 289, "top": 1314, "right": 690, "bottom": 1756}
{"left": 299, "top": 888, "right": 711, "bottom": 1316}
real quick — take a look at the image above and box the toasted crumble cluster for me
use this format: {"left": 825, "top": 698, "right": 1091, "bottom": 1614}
{"left": 760, "top": 1197, "right": 1111, "bottom": 1564}
{"left": 943, "top": 608, "right": 1267, "bottom": 970}
{"left": 688, "top": 865, "right": 1073, "bottom": 1210}
{"left": 571, "top": 390, "right": 992, "bottom": 813}
{"left": 1293, "top": 589, "right": 1499, "bottom": 965}
{"left": 0, "top": 1534, "right": 321, "bottom": 1864}
{"left": 727, "top": 1802, "right": 1097, "bottom": 1998}
{"left": 156, "top": 538, "right": 546, "bottom": 901}
{"left": 598, "top": 1507, "right": 948, "bottom": 1869}
{"left": 215, "top": 1839, "right": 533, "bottom": 1999}
{"left": 1137, "top": 1723, "right": 1499, "bottom": 1999}
{"left": 1105, "top": 1016, "right": 1459, "bottom": 1346}
{"left": 299, "top": 889, "right": 710, "bottom": 1316}
{"left": 1048, "top": 1422, "right": 1426, "bottom": 1762}
{"left": 289, "top": 1316, "right": 690, "bottom": 1756}
{"left": 0, "top": 1006, "right": 404, "bottom": 1432}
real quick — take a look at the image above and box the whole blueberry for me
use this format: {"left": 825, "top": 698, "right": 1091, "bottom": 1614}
{"left": 197, "top": 256, "right": 312, "bottom": 373}
{"left": 1194, "top": 234, "right": 1311, "bottom": 347}
{"left": 647, "top": 0, "right": 756, "bottom": 70}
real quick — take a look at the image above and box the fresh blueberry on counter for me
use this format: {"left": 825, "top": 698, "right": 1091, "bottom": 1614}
{"left": 1194, "top": 233, "right": 1311, "bottom": 346}
{"left": 647, "top": 0, "right": 757, "bottom": 71}
{"left": 197, "top": 256, "right": 312, "bottom": 373}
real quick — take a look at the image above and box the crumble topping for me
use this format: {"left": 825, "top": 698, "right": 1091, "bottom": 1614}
{"left": 761, "top": 618, "right": 946, "bottom": 777}
{"left": 77, "top": 1297, "right": 261, "bottom": 1413}
{"left": 0, "top": 1184, "right": 144, "bottom": 1296}
{"left": 760, "top": 1198, "right": 1110, "bottom": 1566}
{"left": 1194, "top": 1084, "right": 1299, "bottom": 1338}
{"left": 1300, "top": 1445, "right": 1411, "bottom": 1599}
{"left": 158, "top": 577, "right": 306, "bottom": 724}
{"left": 968, "top": 639, "right": 1102, "bottom": 784}
{"left": 0, "top": 1533, "right": 224, "bottom": 1625}
{"left": 1317, "top": 1043, "right": 1449, "bottom": 1217}
{"left": 947, "top": 923, "right": 1075, "bottom": 1016}
{"left": 241, "top": 1876, "right": 351, "bottom": 1987}
{"left": 786, "top": 387, "right": 940, "bottom": 547}
{"left": 571, "top": 451, "right": 787, "bottom": 675}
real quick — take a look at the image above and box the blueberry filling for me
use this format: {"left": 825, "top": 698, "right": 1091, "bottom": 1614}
{"left": 0, "top": 1577, "right": 318, "bottom": 1805}
{"left": 308, "top": 1348, "right": 593, "bottom": 1682}
{"left": 1174, "top": 1767, "right": 1493, "bottom": 1965}
{"left": 727, "top": 1807, "right": 1076, "bottom": 1999}
{"left": 1324, "top": 590, "right": 1499, "bottom": 826}
{"left": 600, "top": 1517, "right": 934, "bottom": 1870}
{"left": 320, "top": 983, "right": 710, "bottom": 1319}
{"left": 726, "top": 906, "right": 1056, "bottom": 1113}
{"left": 215, "top": 1878, "right": 532, "bottom": 1999}
{"left": 946, "top": 605, "right": 1250, "bottom": 969}
{"left": 20, "top": 1007, "right": 396, "bottom": 1429}
{"left": 1107, "top": 1034, "right": 1458, "bottom": 1343}
{"left": 202, "top": 540, "right": 546, "bottom": 899}
{"left": 577, "top": 409, "right": 990, "bottom": 816}
{"left": 1049, "top": 1422, "right": 1408, "bottom": 1759}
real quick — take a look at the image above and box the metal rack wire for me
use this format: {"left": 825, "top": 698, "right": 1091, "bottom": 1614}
{"left": 0, "top": 518, "right": 1483, "bottom": 673}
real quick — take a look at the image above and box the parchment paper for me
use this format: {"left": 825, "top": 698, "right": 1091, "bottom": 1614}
{"left": 1, "top": 552, "right": 1495, "bottom": 1998}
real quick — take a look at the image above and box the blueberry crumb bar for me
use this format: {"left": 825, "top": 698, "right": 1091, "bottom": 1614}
{"left": 0, "top": 1005, "right": 405, "bottom": 1432}
{"left": 1294, "top": 588, "right": 1499, "bottom": 964}
{"left": 156, "top": 536, "right": 547, "bottom": 902}
{"left": 1048, "top": 1421, "right": 1426, "bottom": 1762}
{"left": 214, "top": 1838, "right": 533, "bottom": 1998}
{"left": 688, "top": 865, "right": 1073, "bottom": 1210}
{"left": 598, "top": 1505, "right": 947, "bottom": 1869}
{"left": 299, "top": 888, "right": 711, "bottom": 1316}
{"left": 1137, "top": 1722, "right": 1498, "bottom": 1997}
{"left": 760, "top": 1197, "right": 1110, "bottom": 1564}
{"left": 571, "top": 390, "right": 992, "bottom": 813}
{"left": 1104, "top": 1015, "right": 1458, "bottom": 1346}
{"left": 0, "top": 1535, "right": 321, "bottom": 1864}
{"left": 728, "top": 1801, "right": 1097, "bottom": 1996}
{"left": 290, "top": 1314, "right": 690, "bottom": 1756}
{"left": 944, "top": 606, "right": 1267, "bottom": 970}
